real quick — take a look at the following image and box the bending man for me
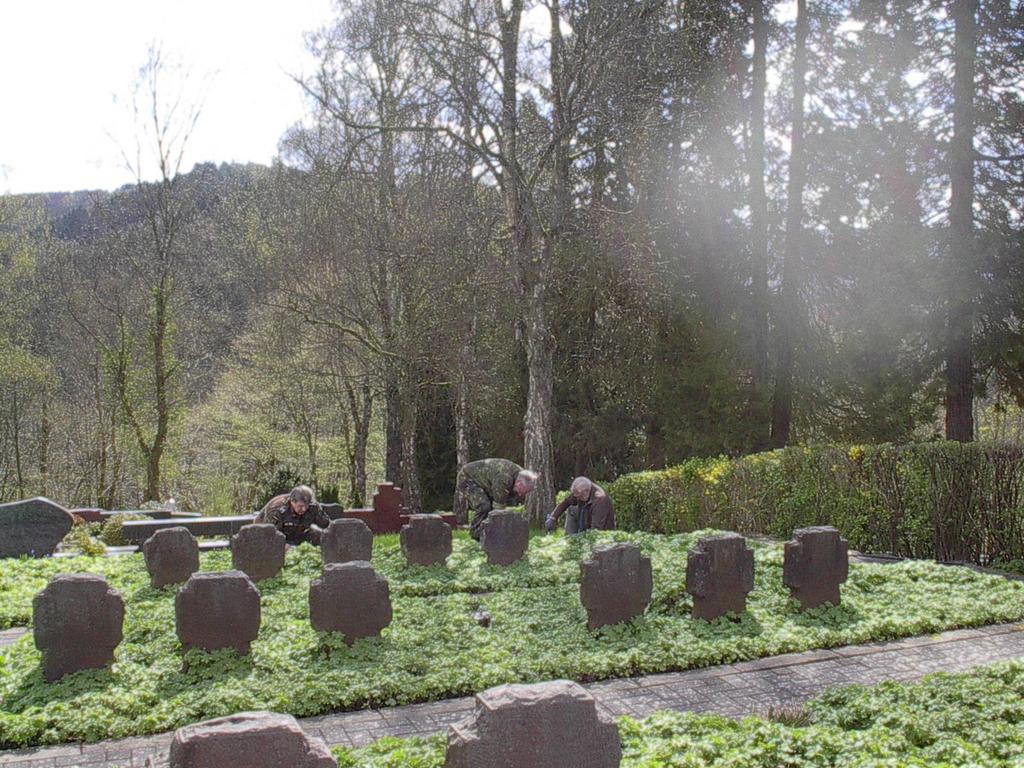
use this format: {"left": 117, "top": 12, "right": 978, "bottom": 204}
{"left": 455, "top": 458, "right": 538, "bottom": 540}
{"left": 257, "top": 484, "right": 331, "bottom": 545}
{"left": 545, "top": 476, "right": 616, "bottom": 535}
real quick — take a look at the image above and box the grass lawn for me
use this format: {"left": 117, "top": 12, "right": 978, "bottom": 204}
{"left": 1, "top": 529, "right": 1023, "bottom": 748}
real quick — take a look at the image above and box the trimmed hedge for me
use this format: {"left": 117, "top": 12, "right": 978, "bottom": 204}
{"left": 608, "top": 442, "right": 1024, "bottom": 563}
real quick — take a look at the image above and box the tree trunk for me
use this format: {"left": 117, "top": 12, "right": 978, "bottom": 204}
{"left": 384, "top": 372, "right": 402, "bottom": 482}
{"left": 12, "top": 390, "right": 23, "bottom": 498}
{"left": 749, "top": 0, "right": 771, "bottom": 450}
{"left": 770, "top": 0, "right": 809, "bottom": 449}
{"left": 37, "top": 398, "right": 50, "bottom": 498}
{"left": 523, "top": 260, "right": 556, "bottom": 522}
{"left": 946, "top": 0, "right": 977, "bottom": 442}
{"left": 399, "top": 382, "right": 422, "bottom": 512}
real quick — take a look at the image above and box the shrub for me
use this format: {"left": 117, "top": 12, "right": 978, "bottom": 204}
{"left": 608, "top": 442, "right": 1024, "bottom": 563}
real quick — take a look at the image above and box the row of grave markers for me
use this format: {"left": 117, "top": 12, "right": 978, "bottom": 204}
{"left": 149, "top": 679, "right": 619, "bottom": 768}
{"left": 30, "top": 516, "right": 849, "bottom": 682}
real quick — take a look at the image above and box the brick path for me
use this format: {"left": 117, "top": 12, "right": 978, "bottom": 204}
{"left": 2, "top": 620, "right": 1023, "bottom": 767}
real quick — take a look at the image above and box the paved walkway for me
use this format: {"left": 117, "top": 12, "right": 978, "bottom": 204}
{"left": 1, "top": 620, "right": 1023, "bottom": 767}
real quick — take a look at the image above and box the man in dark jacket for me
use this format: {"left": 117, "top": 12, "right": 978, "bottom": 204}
{"left": 257, "top": 485, "right": 331, "bottom": 545}
{"left": 545, "top": 477, "right": 615, "bottom": 535}
{"left": 454, "top": 458, "right": 538, "bottom": 540}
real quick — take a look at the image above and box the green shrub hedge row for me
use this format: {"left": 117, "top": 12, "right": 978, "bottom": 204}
{"left": 607, "top": 442, "right": 1024, "bottom": 563}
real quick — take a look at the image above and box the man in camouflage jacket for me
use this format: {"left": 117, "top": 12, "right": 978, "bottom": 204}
{"left": 454, "top": 458, "right": 538, "bottom": 540}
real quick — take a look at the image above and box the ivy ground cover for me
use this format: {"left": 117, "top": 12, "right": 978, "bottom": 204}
{"left": 2, "top": 530, "right": 1024, "bottom": 747}
{"left": 333, "top": 660, "right": 1024, "bottom": 767}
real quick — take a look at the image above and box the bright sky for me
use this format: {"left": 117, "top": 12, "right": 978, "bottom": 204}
{"left": 0, "top": 0, "right": 335, "bottom": 194}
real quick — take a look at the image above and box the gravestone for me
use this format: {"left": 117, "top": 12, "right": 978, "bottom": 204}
{"left": 33, "top": 574, "right": 124, "bottom": 682}
{"left": 444, "top": 680, "right": 621, "bottom": 768}
{"left": 143, "top": 527, "right": 200, "bottom": 588}
{"left": 783, "top": 526, "right": 849, "bottom": 609}
{"left": 321, "top": 518, "right": 373, "bottom": 564}
{"left": 167, "top": 711, "right": 335, "bottom": 768}
{"left": 231, "top": 524, "right": 286, "bottom": 582}
{"left": 0, "top": 497, "right": 75, "bottom": 558}
{"left": 480, "top": 510, "right": 529, "bottom": 566}
{"left": 686, "top": 533, "right": 755, "bottom": 620}
{"left": 580, "top": 543, "right": 653, "bottom": 630}
{"left": 176, "top": 571, "right": 261, "bottom": 655}
{"left": 400, "top": 514, "right": 452, "bottom": 566}
{"left": 309, "top": 561, "right": 392, "bottom": 644}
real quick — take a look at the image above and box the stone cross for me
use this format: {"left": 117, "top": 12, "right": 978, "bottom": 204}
{"left": 0, "top": 497, "right": 74, "bottom": 558}
{"left": 231, "top": 524, "right": 286, "bottom": 582}
{"left": 33, "top": 574, "right": 124, "bottom": 682}
{"left": 167, "top": 711, "right": 335, "bottom": 768}
{"left": 580, "top": 543, "right": 653, "bottom": 630}
{"left": 176, "top": 571, "right": 261, "bottom": 655}
{"left": 321, "top": 518, "right": 373, "bottom": 564}
{"left": 400, "top": 514, "right": 452, "bottom": 566}
{"left": 480, "top": 510, "right": 529, "bottom": 566}
{"left": 686, "top": 533, "right": 755, "bottom": 620}
{"left": 783, "top": 526, "right": 849, "bottom": 609}
{"left": 445, "top": 680, "right": 621, "bottom": 768}
{"left": 143, "top": 527, "right": 200, "bottom": 588}
{"left": 309, "top": 561, "right": 392, "bottom": 644}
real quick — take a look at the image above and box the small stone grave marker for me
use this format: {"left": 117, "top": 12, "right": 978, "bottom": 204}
{"left": 686, "top": 533, "right": 755, "bottom": 620}
{"left": 321, "top": 518, "right": 373, "bottom": 564}
{"left": 783, "top": 526, "right": 849, "bottom": 609}
{"left": 400, "top": 514, "right": 452, "bottom": 566}
{"left": 580, "top": 543, "right": 653, "bottom": 630}
{"left": 480, "top": 510, "right": 529, "bottom": 566}
{"left": 167, "top": 711, "right": 335, "bottom": 768}
{"left": 143, "top": 527, "right": 200, "bottom": 588}
{"left": 33, "top": 574, "right": 124, "bottom": 681}
{"left": 0, "top": 497, "right": 75, "bottom": 558}
{"left": 231, "top": 524, "right": 286, "bottom": 582}
{"left": 176, "top": 571, "right": 261, "bottom": 655}
{"left": 309, "top": 561, "right": 392, "bottom": 644}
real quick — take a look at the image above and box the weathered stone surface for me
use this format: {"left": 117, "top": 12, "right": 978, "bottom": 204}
{"left": 445, "top": 680, "right": 621, "bottom": 768}
{"left": 0, "top": 497, "right": 75, "bottom": 558}
{"left": 309, "top": 561, "right": 392, "bottom": 644}
{"left": 400, "top": 514, "right": 452, "bottom": 566}
{"left": 480, "top": 510, "right": 529, "bottom": 566}
{"left": 176, "top": 571, "right": 261, "bottom": 655}
{"left": 168, "top": 711, "right": 335, "bottom": 768}
{"left": 231, "top": 524, "right": 286, "bottom": 582}
{"left": 33, "top": 574, "right": 124, "bottom": 682}
{"left": 579, "top": 543, "right": 653, "bottom": 631}
{"left": 686, "top": 533, "right": 755, "bottom": 620}
{"left": 321, "top": 518, "right": 373, "bottom": 564}
{"left": 143, "top": 527, "right": 200, "bottom": 588}
{"left": 784, "top": 526, "right": 849, "bottom": 609}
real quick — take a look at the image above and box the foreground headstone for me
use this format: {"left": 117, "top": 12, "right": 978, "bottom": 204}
{"left": 0, "top": 497, "right": 75, "bottom": 558}
{"left": 309, "top": 561, "right": 392, "bottom": 643}
{"left": 167, "top": 711, "right": 335, "bottom": 768}
{"left": 231, "top": 524, "right": 286, "bottom": 582}
{"left": 445, "top": 680, "right": 621, "bottom": 768}
{"left": 143, "top": 527, "right": 200, "bottom": 588}
{"left": 686, "top": 533, "right": 755, "bottom": 620}
{"left": 33, "top": 574, "right": 124, "bottom": 681}
{"left": 480, "top": 510, "right": 529, "bottom": 566}
{"left": 176, "top": 571, "right": 261, "bottom": 655}
{"left": 784, "top": 526, "right": 849, "bottom": 609}
{"left": 400, "top": 514, "right": 452, "bottom": 566}
{"left": 580, "top": 543, "right": 653, "bottom": 630}
{"left": 321, "top": 518, "right": 373, "bottom": 564}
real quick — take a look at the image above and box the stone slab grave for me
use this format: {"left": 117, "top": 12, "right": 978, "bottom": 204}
{"left": 480, "top": 510, "right": 529, "bottom": 566}
{"left": 309, "top": 561, "right": 392, "bottom": 644}
{"left": 163, "top": 711, "right": 335, "bottom": 768}
{"left": 400, "top": 514, "right": 452, "bottom": 566}
{"left": 445, "top": 679, "right": 621, "bottom": 768}
{"left": 176, "top": 571, "right": 261, "bottom": 655}
{"left": 784, "top": 526, "right": 849, "bottom": 609}
{"left": 0, "top": 497, "right": 75, "bottom": 558}
{"left": 33, "top": 574, "right": 124, "bottom": 682}
{"left": 686, "top": 533, "right": 755, "bottom": 620}
{"left": 580, "top": 543, "right": 653, "bottom": 630}
{"left": 143, "top": 527, "right": 200, "bottom": 588}
{"left": 231, "top": 524, "right": 286, "bottom": 582}
{"left": 321, "top": 518, "right": 373, "bottom": 564}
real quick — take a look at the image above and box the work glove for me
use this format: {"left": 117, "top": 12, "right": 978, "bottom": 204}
{"left": 545, "top": 515, "right": 557, "bottom": 534}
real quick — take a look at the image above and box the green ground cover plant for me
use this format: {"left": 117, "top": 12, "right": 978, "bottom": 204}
{"left": 333, "top": 661, "right": 1024, "bottom": 767}
{"left": 1, "top": 530, "right": 1023, "bottom": 748}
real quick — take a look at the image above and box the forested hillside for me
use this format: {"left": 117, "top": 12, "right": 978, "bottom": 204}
{"left": 0, "top": 0, "right": 1021, "bottom": 514}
